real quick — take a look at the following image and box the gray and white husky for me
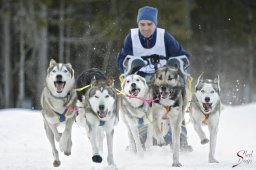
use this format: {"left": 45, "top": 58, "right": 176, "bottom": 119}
{"left": 120, "top": 74, "right": 153, "bottom": 154}
{"left": 151, "top": 66, "right": 188, "bottom": 167}
{"left": 190, "top": 73, "right": 221, "bottom": 163}
{"left": 76, "top": 68, "right": 119, "bottom": 166}
{"left": 41, "top": 59, "right": 77, "bottom": 167}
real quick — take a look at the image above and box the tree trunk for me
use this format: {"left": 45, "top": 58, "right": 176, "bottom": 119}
{"left": 58, "top": 0, "right": 64, "bottom": 62}
{"left": 65, "top": 23, "right": 71, "bottom": 62}
{"left": 36, "top": 4, "right": 48, "bottom": 108}
{"left": 2, "top": 9, "right": 12, "bottom": 108}
{"left": 103, "top": 40, "right": 113, "bottom": 71}
{"left": 17, "top": 2, "right": 26, "bottom": 108}
{"left": 247, "top": 2, "right": 253, "bottom": 103}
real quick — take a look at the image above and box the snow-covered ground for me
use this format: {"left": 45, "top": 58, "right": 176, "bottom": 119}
{"left": 0, "top": 104, "right": 255, "bottom": 170}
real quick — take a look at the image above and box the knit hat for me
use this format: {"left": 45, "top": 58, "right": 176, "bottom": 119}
{"left": 137, "top": 6, "right": 158, "bottom": 25}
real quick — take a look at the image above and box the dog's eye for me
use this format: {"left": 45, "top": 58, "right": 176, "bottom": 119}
{"left": 211, "top": 91, "right": 215, "bottom": 93}
{"left": 168, "top": 77, "right": 173, "bottom": 80}
{"left": 105, "top": 95, "right": 109, "bottom": 98}
{"left": 63, "top": 69, "right": 68, "bottom": 73}
{"left": 126, "top": 80, "right": 130, "bottom": 83}
{"left": 136, "top": 79, "right": 140, "bottom": 82}
{"left": 201, "top": 90, "right": 205, "bottom": 93}
{"left": 94, "top": 95, "right": 99, "bottom": 98}
{"left": 52, "top": 70, "right": 56, "bottom": 73}
{"left": 158, "top": 76, "right": 162, "bottom": 80}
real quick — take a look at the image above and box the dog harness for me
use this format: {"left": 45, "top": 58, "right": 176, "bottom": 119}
{"left": 53, "top": 104, "right": 76, "bottom": 122}
{"left": 202, "top": 113, "right": 209, "bottom": 125}
{"left": 53, "top": 109, "right": 68, "bottom": 122}
{"left": 44, "top": 89, "right": 77, "bottom": 122}
{"left": 192, "top": 94, "right": 221, "bottom": 125}
{"left": 99, "top": 120, "right": 105, "bottom": 126}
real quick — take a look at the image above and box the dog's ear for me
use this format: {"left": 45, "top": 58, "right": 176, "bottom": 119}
{"left": 65, "top": 62, "right": 72, "bottom": 68}
{"left": 195, "top": 72, "right": 204, "bottom": 90}
{"left": 152, "top": 84, "right": 159, "bottom": 100}
{"left": 106, "top": 78, "right": 114, "bottom": 87}
{"left": 214, "top": 75, "right": 221, "bottom": 92}
{"left": 49, "top": 59, "right": 57, "bottom": 67}
{"left": 90, "top": 76, "right": 97, "bottom": 86}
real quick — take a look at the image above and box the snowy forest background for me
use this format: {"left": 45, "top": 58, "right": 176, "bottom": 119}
{"left": 0, "top": 0, "right": 255, "bottom": 109}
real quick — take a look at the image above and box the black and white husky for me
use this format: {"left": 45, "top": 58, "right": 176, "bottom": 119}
{"left": 41, "top": 59, "right": 77, "bottom": 167}
{"left": 76, "top": 68, "right": 119, "bottom": 166}
{"left": 190, "top": 73, "right": 221, "bottom": 163}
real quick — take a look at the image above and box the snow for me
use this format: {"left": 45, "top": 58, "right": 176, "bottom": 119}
{"left": 0, "top": 104, "right": 255, "bottom": 170}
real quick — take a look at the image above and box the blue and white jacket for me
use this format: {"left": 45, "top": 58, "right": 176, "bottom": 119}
{"left": 116, "top": 28, "right": 191, "bottom": 73}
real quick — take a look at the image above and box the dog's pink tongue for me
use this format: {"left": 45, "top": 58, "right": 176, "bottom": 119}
{"left": 161, "top": 92, "right": 169, "bottom": 98}
{"left": 56, "top": 82, "right": 64, "bottom": 92}
{"left": 99, "top": 111, "right": 107, "bottom": 118}
{"left": 131, "top": 91, "right": 136, "bottom": 96}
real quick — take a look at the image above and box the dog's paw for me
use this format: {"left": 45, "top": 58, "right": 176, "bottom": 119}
{"left": 53, "top": 160, "right": 61, "bottom": 167}
{"left": 107, "top": 164, "right": 118, "bottom": 170}
{"left": 157, "top": 138, "right": 165, "bottom": 146}
{"left": 92, "top": 155, "right": 103, "bottom": 163}
{"left": 107, "top": 155, "right": 114, "bottom": 165}
{"left": 209, "top": 158, "right": 219, "bottom": 163}
{"left": 201, "top": 138, "right": 209, "bottom": 144}
{"left": 172, "top": 162, "right": 182, "bottom": 167}
{"left": 64, "top": 151, "right": 71, "bottom": 156}
{"left": 156, "top": 137, "right": 166, "bottom": 146}
{"left": 144, "top": 139, "right": 153, "bottom": 150}
{"left": 180, "top": 145, "right": 193, "bottom": 152}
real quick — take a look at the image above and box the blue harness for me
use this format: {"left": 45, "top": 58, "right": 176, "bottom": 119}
{"left": 99, "top": 120, "right": 105, "bottom": 126}
{"left": 53, "top": 109, "right": 68, "bottom": 122}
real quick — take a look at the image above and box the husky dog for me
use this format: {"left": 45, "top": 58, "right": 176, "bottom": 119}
{"left": 151, "top": 66, "right": 187, "bottom": 167}
{"left": 190, "top": 73, "right": 221, "bottom": 163}
{"left": 76, "top": 68, "right": 119, "bottom": 166}
{"left": 120, "top": 74, "right": 153, "bottom": 154}
{"left": 41, "top": 59, "right": 77, "bottom": 167}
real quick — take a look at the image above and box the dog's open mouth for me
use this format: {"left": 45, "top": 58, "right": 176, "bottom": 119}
{"left": 160, "top": 92, "right": 170, "bottom": 99}
{"left": 54, "top": 81, "right": 66, "bottom": 93}
{"left": 203, "top": 103, "right": 212, "bottom": 112}
{"left": 129, "top": 88, "right": 140, "bottom": 96}
{"left": 97, "top": 110, "right": 108, "bottom": 118}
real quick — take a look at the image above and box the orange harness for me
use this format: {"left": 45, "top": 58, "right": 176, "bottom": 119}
{"left": 202, "top": 113, "right": 209, "bottom": 124}
{"left": 160, "top": 105, "right": 171, "bottom": 132}
{"left": 162, "top": 105, "right": 171, "bottom": 119}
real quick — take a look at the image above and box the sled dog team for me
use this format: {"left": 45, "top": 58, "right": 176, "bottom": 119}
{"left": 41, "top": 59, "right": 222, "bottom": 168}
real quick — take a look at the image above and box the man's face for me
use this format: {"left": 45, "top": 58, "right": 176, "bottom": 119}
{"left": 138, "top": 20, "right": 156, "bottom": 38}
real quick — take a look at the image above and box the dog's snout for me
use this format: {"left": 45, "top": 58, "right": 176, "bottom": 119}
{"left": 56, "top": 74, "right": 62, "bottom": 80}
{"left": 99, "top": 105, "right": 105, "bottom": 111}
{"left": 161, "top": 86, "right": 166, "bottom": 92}
{"left": 131, "top": 83, "right": 136, "bottom": 88}
{"left": 205, "top": 97, "right": 210, "bottom": 102}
